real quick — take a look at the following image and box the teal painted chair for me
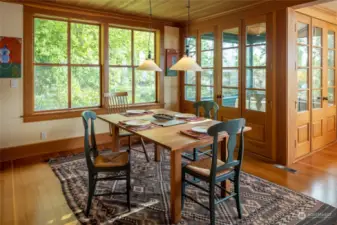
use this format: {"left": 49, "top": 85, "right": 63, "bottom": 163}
{"left": 82, "top": 111, "right": 131, "bottom": 216}
{"left": 182, "top": 118, "right": 246, "bottom": 225}
{"left": 182, "top": 101, "right": 219, "bottom": 161}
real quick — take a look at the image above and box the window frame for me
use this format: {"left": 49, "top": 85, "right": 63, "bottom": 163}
{"left": 108, "top": 26, "right": 158, "bottom": 104}
{"left": 23, "top": 7, "right": 163, "bottom": 122}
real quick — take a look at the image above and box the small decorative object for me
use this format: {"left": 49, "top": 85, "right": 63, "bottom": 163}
{"left": 165, "top": 49, "right": 179, "bottom": 76}
{"left": 0, "top": 36, "right": 22, "bottom": 78}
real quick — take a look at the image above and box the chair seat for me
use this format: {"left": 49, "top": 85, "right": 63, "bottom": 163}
{"left": 94, "top": 152, "right": 129, "bottom": 168}
{"left": 185, "top": 158, "right": 233, "bottom": 177}
{"left": 119, "top": 128, "right": 132, "bottom": 137}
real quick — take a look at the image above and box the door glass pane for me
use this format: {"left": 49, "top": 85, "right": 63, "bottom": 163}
{"left": 222, "top": 48, "right": 238, "bottom": 67}
{"left": 201, "top": 86, "right": 214, "bottom": 101}
{"left": 328, "top": 69, "right": 335, "bottom": 86}
{"left": 312, "top": 90, "right": 322, "bottom": 109}
{"left": 297, "top": 22, "right": 308, "bottom": 45}
{"left": 201, "top": 51, "right": 214, "bottom": 67}
{"left": 246, "top": 69, "right": 266, "bottom": 89}
{"left": 223, "top": 69, "right": 238, "bottom": 87}
{"left": 109, "top": 27, "right": 131, "bottom": 65}
{"left": 312, "top": 69, "right": 322, "bottom": 89}
{"left": 71, "top": 23, "right": 99, "bottom": 64}
{"left": 246, "top": 23, "right": 266, "bottom": 45}
{"left": 34, "top": 18, "right": 68, "bottom": 64}
{"left": 246, "top": 46, "right": 266, "bottom": 66}
{"left": 297, "top": 46, "right": 308, "bottom": 67}
{"left": 109, "top": 67, "right": 133, "bottom": 103}
{"left": 328, "top": 50, "right": 335, "bottom": 67}
{"left": 297, "top": 69, "right": 308, "bottom": 89}
{"left": 185, "top": 86, "right": 196, "bottom": 102}
{"left": 34, "top": 66, "right": 68, "bottom": 111}
{"left": 135, "top": 70, "right": 156, "bottom": 103}
{"left": 201, "top": 70, "right": 214, "bottom": 86}
{"left": 313, "top": 27, "right": 322, "bottom": 47}
{"left": 222, "top": 88, "right": 238, "bottom": 108}
{"left": 246, "top": 90, "right": 266, "bottom": 112}
{"left": 201, "top": 33, "right": 214, "bottom": 50}
{"left": 185, "top": 71, "right": 196, "bottom": 85}
{"left": 312, "top": 48, "right": 322, "bottom": 67}
{"left": 223, "top": 28, "right": 239, "bottom": 48}
{"left": 328, "top": 87, "right": 335, "bottom": 106}
{"left": 297, "top": 90, "right": 308, "bottom": 112}
{"left": 328, "top": 30, "right": 335, "bottom": 49}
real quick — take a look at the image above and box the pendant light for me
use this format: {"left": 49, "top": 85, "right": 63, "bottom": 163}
{"left": 170, "top": 0, "right": 202, "bottom": 72}
{"left": 137, "top": 0, "right": 162, "bottom": 72}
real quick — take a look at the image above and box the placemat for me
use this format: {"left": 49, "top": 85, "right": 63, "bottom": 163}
{"left": 119, "top": 120, "right": 160, "bottom": 132}
{"left": 180, "top": 129, "right": 211, "bottom": 140}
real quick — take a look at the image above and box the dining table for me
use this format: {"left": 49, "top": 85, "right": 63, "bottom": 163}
{"left": 97, "top": 108, "right": 251, "bottom": 224}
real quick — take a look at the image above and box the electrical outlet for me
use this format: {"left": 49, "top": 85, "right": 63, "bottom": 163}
{"left": 10, "top": 79, "right": 18, "bottom": 88}
{"left": 40, "top": 131, "right": 47, "bottom": 140}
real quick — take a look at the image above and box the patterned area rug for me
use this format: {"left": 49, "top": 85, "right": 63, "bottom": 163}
{"left": 50, "top": 144, "right": 337, "bottom": 225}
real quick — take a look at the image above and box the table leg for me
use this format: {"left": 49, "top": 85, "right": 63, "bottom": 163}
{"left": 154, "top": 143, "right": 161, "bottom": 162}
{"left": 220, "top": 137, "right": 230, "bottom": 197}
{"left": 111, "top": 124, "right": 120, "bottom": 152}
{"left": 170, "top": 150, "right": 182, "bottom": 224}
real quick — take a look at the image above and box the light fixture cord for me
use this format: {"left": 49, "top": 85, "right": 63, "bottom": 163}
{"left": 186, "top": 0, "right": 190, "bottom": 57}
{"left": 147, "top": 0, "right": 152, "bottom": 59}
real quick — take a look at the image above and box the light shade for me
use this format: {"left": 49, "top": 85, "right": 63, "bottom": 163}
{"left": 137, "top": 59, "right": 162, "bottom": 72}
{"left": 169, "top": 55, "right": 203, "bottom": 72}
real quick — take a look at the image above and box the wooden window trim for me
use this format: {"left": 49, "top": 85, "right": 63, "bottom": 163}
{"left": 23, "top": 6, "right": 165, "bottom": 123}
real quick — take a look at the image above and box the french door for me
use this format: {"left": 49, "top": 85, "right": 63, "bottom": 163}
{"left": 295, "top": 14, "right": 337, "bottom": 159}
{"left": 181, "top": 16, "right": 273, "bottom": 159}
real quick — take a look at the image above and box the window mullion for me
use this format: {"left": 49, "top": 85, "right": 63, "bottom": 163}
{"left": 67, "top": 21, "right": 72, "bottom": 109}
{"left": 131, "top": 30, "right": 135, "bottom": 104}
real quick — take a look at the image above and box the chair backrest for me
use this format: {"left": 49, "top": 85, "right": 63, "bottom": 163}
{"left": 193, "top": 101, "right": 219, "bottom": 120}
{"left": 81, "top": 111, "right": 98, "bottom": 172}
{"left": 207, "top": 118, "right": 246, "bottom": 181}
{"left": 104, "top": 92, "right": 129, "bottom": 114}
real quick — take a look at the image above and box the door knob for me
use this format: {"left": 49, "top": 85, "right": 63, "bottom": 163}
{"left": 322, "top": 96, "right": 328, "bottom": 101}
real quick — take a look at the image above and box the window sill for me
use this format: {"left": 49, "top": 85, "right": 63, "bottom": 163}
{"left": 23, "top": 102, "right": 164, "bottom": 123}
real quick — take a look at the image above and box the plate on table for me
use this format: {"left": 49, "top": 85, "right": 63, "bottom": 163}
{"left": 175, "top": 113, "right": 196, "bottom": 119}
{"left": 126, "top": 110, "right": 146, "bottom": 114}
{"left": 124, "top": 120, "right": 151, "bottom": 127}
{"left": 191, "top": 126, "right": 208, "bottom": 134}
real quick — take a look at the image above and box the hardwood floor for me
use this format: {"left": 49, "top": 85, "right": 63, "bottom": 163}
{"left": 1, "top": 143, "right": 337, "bottom": 225}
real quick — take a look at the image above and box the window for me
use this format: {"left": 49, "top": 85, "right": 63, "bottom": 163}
{"left": 200, "top": 32, "right": 214, "bottom": 101}
{"left": 222, "top": 27, "right": 239, "bottom": 108}
{"left": 245, "top": 23, "right": 267, "bottom": 112}
{"left": 184, "top": 36, "right": 197, "bottom": 102}
{"left": 109, "top": 27, "right": 156, "bottom": 104}
{"left": 312, "top": 26, "right": 323, "bottom": 109}
{"left": 34, "top": 18, "right": 101, "bottom": 111}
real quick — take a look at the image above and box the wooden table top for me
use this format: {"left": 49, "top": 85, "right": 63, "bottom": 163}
{"left": 98, "top": 109, "right": 251, "bottom": 152}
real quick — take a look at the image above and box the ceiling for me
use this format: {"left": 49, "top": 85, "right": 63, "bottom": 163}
{"left": 318, "top": 1, "right": 337, "bottom": 13}
{"left": 43, "top": 0, "right": 267, "bottom": 22}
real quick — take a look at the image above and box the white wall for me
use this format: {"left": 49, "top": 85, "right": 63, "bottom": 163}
{"left": 0, "top": 3, "right": 180, "bottom": 149}
{"left": 164, "top": 26, "right": 180, "bottom": 111}
{"left": 0, "top": 2, "right": 108, "bottom": 148}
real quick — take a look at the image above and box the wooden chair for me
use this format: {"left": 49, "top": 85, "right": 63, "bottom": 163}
{"left": 104, "top": 92, "right": 150, "bottom": 162}
{"left": 81, "top": 111, "right": 131, "bottom": 217}
{"left": 182, "top": 118, "right": 246, "bottom": 225}
{"left": 182, "top": 100, "right": 219, "bottom": 161}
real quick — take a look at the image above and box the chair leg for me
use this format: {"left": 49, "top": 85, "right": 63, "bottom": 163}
{"left": 127, "top": 168, "right": 131, "bottom": 211}
{"left": 85, "top": 173, "right": 97, "bottom": 217}
{"left": 209, "top": 184, "right": 216, "bottom": 225}
{"left": 192, "top": 148, "right": 198, "bottom": 161}
{"left": 181, "top": 170, "right": 186, "bottom": 210}
{"left": 128, "top": 136, "right": 132, "bottom": 152}
{"left": 140, "top": 138, "right": 150, "bottom": 162}
{"left": 234, "top": 175, "right": 242, "bottom": 219}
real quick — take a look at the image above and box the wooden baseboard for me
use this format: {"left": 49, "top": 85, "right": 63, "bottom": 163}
{"left": 0, "top": 133, "right": 139, "bottom": 162}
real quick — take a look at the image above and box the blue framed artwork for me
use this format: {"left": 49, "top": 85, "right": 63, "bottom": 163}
{"left": 165, "top": 49, "right": 179, "bottom": 76}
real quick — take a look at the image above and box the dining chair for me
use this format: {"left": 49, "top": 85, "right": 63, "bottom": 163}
{"left": 182, "top": 100, "right": 219, "bottom": 161}
{"left": 181, "top": 118, "right": 246, "bottom": 225}
{"left": 104, "top": 92, "right": 150, "bottom": 162}
{"left": 81, "top": 111, "right": 131, "bottom": 216}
